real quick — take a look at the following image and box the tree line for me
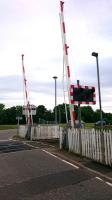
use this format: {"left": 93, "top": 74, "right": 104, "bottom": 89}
{"left": 0, "top": 103, "right": 111, "bottom": 125}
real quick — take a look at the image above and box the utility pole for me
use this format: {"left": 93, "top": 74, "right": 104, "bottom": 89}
{"left": 53, "top": 76, "right": 58, "bottom": 124}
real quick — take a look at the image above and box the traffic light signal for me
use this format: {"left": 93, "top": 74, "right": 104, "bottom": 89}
{"left": 73, "top": 87, "right": 95, "bottom": 102}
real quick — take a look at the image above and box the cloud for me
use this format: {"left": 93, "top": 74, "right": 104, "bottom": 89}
{"left": 0, "top": 75, "right": 54, "bottom": 94}
{"left": 0, "top": 0, "right": 111, "bottom": 113}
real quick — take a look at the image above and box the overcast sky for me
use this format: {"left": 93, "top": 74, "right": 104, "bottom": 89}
{"left": 0, "top": 0, "right": 112, "bottom": 113}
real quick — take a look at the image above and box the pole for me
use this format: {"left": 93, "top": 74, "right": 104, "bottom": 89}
{"left": 53, "top": 76, "right": 57, "bottom": 124}
{"left": 77, "top": 80, "right": 81, "bottom": 128}
{"left": 77, "top": 80, "right": 82, "bottom": 154}
{"left": 96, "top": 56, "right": 103, "bottom": 129}
{"left": 92, "top": 52, "right": 103, "bottom": 129}
{"left": 92, "top": 52, "right": 105, "bottom": 163}
{"left": 59, "top": 1, "right": 75, "bottom": 128}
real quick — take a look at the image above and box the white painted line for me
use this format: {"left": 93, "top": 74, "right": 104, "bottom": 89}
{"left": 43, "top": 150, "right": 57, "bottom": 158}
{"left": 96, "top": 177, "right": 103, "bottom": 181}
{"left": 43, "top": 149, "right": 79, "bottom": 169}
{"left": 23, "top": 142, "right": 39, "bottom": 149}
{"left": 106, "top": 182, "right": 112, "bottom": 187}
{"left": 61, "top": 159, "right": 79, "bottom": 169}
{"left": 96, "top": 177, "right": 112, "bottom": 188}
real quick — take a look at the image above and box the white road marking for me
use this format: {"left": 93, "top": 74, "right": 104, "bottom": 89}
{"left": 43, "top": 149, "right": 79, "bottom": 169}
{"left": 43, "top": 150, "right": 58, "bottom": 158}
{"left": 61, "top": 159, "right": 79, "bottom": 169}
{"left": 23, "top": 142, "right": 39, "bottom": 149}
{"left": 96, "top": 177, "right": 103, "bottom": 181}
{"left": 96, "top": 177, "right": 112, "bottom": 188}
{"left": 106, "top": 182, "right": 112, "bottom": 187}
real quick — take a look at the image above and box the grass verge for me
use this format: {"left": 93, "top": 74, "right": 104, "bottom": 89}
{"left": 0, "top": 125, "right": 17, "bottom": 130}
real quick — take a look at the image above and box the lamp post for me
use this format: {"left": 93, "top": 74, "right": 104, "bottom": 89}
{"left": 53, "top": 76, "right": 58, "bottom": 124}
{"left": 92, "top": 52, "right": 105, "bottom": 163}
{"left": 92, "top": 52, "right": 103, "bottom": 129}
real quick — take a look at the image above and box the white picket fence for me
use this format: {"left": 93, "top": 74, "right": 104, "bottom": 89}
{"left": 19, "top": 125, "right": 28, "bottom": 138}
{"left": 60, "top": 128, "right": 112, "bottom": 166}
{"left": 31, "top": 125, "right": 60, "bottom": 140}
{"left": 18, "top": 125, "right": 60, "bottom": 140}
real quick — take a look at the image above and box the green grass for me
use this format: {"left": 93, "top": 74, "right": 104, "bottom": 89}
{"left": 85, "top": 123, "right": 94, "bottom": 128}
{"left": 85, "top": 123, "right": 112, "bottom": 130}
{"left": 60, "top": 123, "right": 95, "bottom": 129}
{"left": 59, "top": 123, "right": 67, "bottom": 128}
{"left": 0, "top": 125, "right": 17, "bottom": 130}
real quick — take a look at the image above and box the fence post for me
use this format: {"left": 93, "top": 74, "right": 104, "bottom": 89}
{"left": 79, "top": 128, "right": 82, "bottom": 155}
{"left": 100, "top": 131, "right": 105, "bottom": 164}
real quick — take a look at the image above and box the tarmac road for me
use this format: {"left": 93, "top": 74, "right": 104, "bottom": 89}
{"left": 0, "top": 129, "right": 112, "bottom": 199}
{"left": 0, "top": 129, "right": 16, "bottom": 140}
{"left": 0, "top": 146, "right": 112, "bottom": 199}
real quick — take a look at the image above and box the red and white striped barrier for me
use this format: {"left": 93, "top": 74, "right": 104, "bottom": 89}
{"left": 60, "top": 1, "right": 75, "bottom": 126}
{"left": 22, "top": 55, "right": 33, "bottom": 125}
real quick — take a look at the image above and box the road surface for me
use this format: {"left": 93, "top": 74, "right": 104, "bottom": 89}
{"left": 0, "top": 129, "right": 112, "bottom": 199}
{"left": 0, "top": 129, "right": 16, "bottom": 140}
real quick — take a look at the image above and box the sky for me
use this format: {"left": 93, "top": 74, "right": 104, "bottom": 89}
{"left": 0, "top": 0, "right": 112, "bottom": 113}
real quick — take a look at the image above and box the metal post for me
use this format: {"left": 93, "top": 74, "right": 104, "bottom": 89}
{"left": 77, "top": 80, "right": 81, "bottom": 128}
{"left": 92, "top": 52, "right": 103, "bottom": 129}
{"left": 96, "top": 56, "right": 103, "bottom": 129}
{"left": 92, "top": 52, "right": 105, "bottom": 164}
{"left": 77, "top": 80, "right": 82, "bottom": 154}
{"left": 53, "top": 76, "right": 58, "bottom": 124}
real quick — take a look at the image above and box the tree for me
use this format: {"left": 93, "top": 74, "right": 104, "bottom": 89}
{"left": 5, "top": 107, "right": 17, "bottom": 124}
{"left": 0, "top": 104, "right": 5, "bottom": 124}
{"left": 0, "top": 102, "right": 111, "bottom": 125}
{"left": 81, "top": 106, "right": 95, "bottom": 122}
{"left": 33, "top": 105, "right": 54, "bottom": 123}
{"left": 56, "top": 103, "right": 67, "bottom": 123}
{"left": 0, "top": 104, "right": 5, "bottom": 111}
{"left": 16, "top": 106, "right": 25, "bottom": 124}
